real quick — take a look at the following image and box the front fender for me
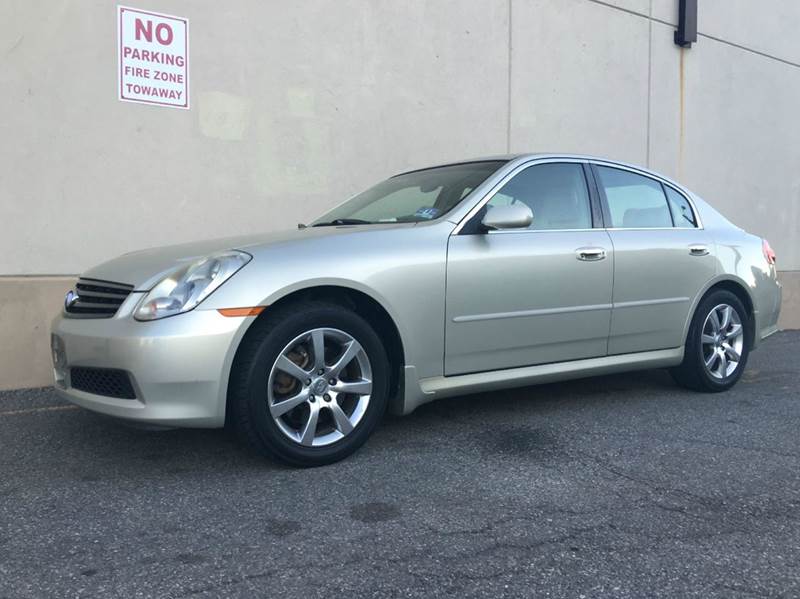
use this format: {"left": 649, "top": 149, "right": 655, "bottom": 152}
{"left": 203, "top": 224, "right": 451, "bottom": 380}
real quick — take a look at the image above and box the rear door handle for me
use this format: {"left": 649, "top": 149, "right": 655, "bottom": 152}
{"left": 689, "top": 244, "right": 709, "bottom": 256}
{"left": 576, "top": 247, "right": 606, "bottom": 261}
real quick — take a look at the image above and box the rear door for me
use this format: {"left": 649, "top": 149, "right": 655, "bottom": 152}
{"left": 592, "top": 164, "right": 716, "bottom": 355}
{"left": 444, "top": 160, "right": 614, "bottom": 375}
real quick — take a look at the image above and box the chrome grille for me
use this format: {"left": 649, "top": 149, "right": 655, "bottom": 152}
{"left": 65, "top": 278, "right": 134, "bottom": 318}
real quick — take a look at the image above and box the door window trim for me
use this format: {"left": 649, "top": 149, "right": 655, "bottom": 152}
{"left": 589, "top": 162, "right": 704, "bottom": 230}
{"left": 453, "top": 158, "right": 601, "bottom": 235}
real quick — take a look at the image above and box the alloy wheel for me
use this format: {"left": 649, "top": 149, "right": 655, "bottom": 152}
{"left": 267, "top": 328, "right": 372, "bottom": 447}
{"left": 701, "top": 303, "right": 744, "bottom": 379}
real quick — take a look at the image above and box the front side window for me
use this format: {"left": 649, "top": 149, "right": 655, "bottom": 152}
{"left": 311, "top": 161, "right": 506, "bottom": 225}
{"left": 485, "top": 163, "right": 592, "bottom": 230}
{"left": 664, "top": 185, "right": 698, "bottom": 228}
{"left": 596, "top": 166, "right": 673, "bottom": 228}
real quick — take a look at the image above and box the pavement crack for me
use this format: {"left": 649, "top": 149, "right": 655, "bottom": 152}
{"left": 668, "top": 435, "right": 800, "bottom": 460}
{"left": 573, "top": 450, "right": 720, "bottom": 508}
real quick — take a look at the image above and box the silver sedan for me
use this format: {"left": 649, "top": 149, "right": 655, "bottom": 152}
{"left": 51, "top": 154, "right": 782, "bottom": 466}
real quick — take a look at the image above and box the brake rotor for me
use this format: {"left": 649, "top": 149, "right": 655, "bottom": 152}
{"left": 273, "top": 344, "right": 310, "bottom": 396}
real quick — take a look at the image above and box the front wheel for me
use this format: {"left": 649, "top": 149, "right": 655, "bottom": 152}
{"left": 670, "top": 289, "right": 751, "bottom": 392}
{"left": 229, "top": 301, "right": 390, "bottom": 466}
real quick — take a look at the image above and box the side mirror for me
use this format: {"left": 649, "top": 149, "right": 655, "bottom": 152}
{"left": 480, "top": 203, "right": 533, "bottom": 231}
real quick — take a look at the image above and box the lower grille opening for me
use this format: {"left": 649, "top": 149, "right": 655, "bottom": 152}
{"left": 70, "top": 367, "right": 136, "bottom": 399}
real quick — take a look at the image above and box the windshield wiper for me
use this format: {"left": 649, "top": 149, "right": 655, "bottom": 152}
{"left": 312, "top": 218, "right": 374, "bottom": 227}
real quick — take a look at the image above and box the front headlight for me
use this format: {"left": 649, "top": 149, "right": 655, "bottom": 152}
{"left": 134, "top": 250, "right": 251, "bottom": 321}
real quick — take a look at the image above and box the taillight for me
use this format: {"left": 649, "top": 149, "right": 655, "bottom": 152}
{"left": 762, "top": 239, "right": 776, "bottom": 265}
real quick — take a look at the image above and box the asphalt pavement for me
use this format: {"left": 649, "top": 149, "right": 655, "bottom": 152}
{"left": 1, "top": 331, "right": 798, "bottom": 598}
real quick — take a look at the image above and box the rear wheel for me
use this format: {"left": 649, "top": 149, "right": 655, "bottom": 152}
{"left": 230, "top": 301, "right": 389, "bottom": 466}
{"left": 670, "top": 289, "right": 751, "bottom": 392}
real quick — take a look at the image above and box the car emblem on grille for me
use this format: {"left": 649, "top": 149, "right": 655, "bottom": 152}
{"left": 64, "top": 290, "right": 80, "bottom": 310}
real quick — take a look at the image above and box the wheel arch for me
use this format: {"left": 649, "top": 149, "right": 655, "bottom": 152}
{"left": 225, "top": 284, "right": 407, "bottom": 425}
{"left": 683, "top": 276, "right": 756, "bottom": 347}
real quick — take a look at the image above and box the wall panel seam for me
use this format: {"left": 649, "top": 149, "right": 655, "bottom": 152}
{"left": 506, "top": 0, "right": 513, "bottom": 153}
{"left": 696, "top": 32, "right": 800, "bottom": 69}
{"left": 582, "top": 0, "right": 800, "bottom": 69}
{"left": 646, "top": 0, "right": 653, "bottom": 167}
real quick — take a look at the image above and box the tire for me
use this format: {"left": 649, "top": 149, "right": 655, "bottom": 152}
{"left": 229, "top": 301, "right": 390, "bottom": 467}
{"left": 670, "top": 289, "right": 751, "bottom": 392}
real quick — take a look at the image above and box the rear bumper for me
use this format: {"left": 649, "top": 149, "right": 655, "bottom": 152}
{"left": 754, "top": 274, "right": 782, "bottom": 347}
{"left": 51, "top": 307, "right": 252, "bottom": 428}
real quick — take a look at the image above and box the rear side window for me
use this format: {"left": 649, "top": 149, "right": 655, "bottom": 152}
{"left": 596, "top": 166, "right": 673, "bottom": 228}
{"left": 664, "top": 185, "right": 697, "bottom": 228}
{"left": 486, "top": 163, "right": 592, "bottom": 230}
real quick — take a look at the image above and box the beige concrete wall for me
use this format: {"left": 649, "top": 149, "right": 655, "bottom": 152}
{"left": 0, "top": 277, "right": 73, "bottom": 391}
{"left": 509, "top": 0, "right": 650, "bottom": 164}
{"left": 648, "top": 21, "right": 800, "bottom": 271}
{"left": 778, "top": 272, "right": 800, "bottom": 331}
{"left": 1, "top": 0, "right": 510, "bottom": 275}
{"left": 1, "top": 0, "right": 798, "bottom": 389}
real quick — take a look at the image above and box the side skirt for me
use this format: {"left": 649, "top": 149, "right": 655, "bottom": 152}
{"left": 401, "top": 347, "right": 684, "bottom": 414}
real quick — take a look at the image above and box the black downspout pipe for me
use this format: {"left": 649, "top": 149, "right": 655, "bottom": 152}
{"left": 674, "top": 0, "right": 698, "bottom": 47}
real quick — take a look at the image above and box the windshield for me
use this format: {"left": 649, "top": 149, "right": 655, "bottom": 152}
{"left": 311, "top": 161, "right": 507, "bottom": 225}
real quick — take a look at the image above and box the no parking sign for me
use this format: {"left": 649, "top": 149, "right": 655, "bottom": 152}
{"left": 117, "top": 5, "right": 189, "bottom": 109}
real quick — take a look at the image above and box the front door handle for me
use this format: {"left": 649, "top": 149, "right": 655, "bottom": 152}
{"left": 689, "top": 244, "right": 709, "bottom": 256}
{"left": 576, "top": 247, "right": 606, "bottom": 261}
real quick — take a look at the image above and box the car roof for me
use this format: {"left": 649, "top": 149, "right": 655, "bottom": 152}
{"left": 444, "top": 153, "right": 666, "bottom": 172}
{"left": 399, "top": 153, "right": 662, "bottom": 171}
{"left": 396, "top": 153, "right": 690, "bottom": 194}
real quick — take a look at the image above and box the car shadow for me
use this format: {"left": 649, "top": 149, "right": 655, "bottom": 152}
{"left": 39, "top": 368, "right": 682, "bottom": 476}
{"left": 62, "top": 370, "right": 668, "bottom": 464}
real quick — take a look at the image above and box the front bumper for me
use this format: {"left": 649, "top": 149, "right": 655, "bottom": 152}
{"left": 51, "top": 302, "right": 253, "bottom": 428}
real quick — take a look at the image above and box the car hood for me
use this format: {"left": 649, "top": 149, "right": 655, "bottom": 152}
{"left": 81, "top": 225, "right": 403, "bottom": 290}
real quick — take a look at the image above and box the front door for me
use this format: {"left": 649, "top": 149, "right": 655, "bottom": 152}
{"left": 444, "top": 161, "right": 614, "bottom": 376}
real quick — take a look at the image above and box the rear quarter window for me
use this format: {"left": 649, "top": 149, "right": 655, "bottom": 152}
{"left": 664, "top": 186, "right": 698, "bottom": 228}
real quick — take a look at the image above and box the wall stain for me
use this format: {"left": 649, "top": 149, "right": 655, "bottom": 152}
{"left": 264, "top": 517, "right": 301, "bottom": 537}
{"left": 6, "top": 35, "right": 24, "bottom": 55}
{"left": 350, "top": 501, "right": 400, "bottom": 524}
{"left": 176, "top": 553, "right": 206, "bottom": 565}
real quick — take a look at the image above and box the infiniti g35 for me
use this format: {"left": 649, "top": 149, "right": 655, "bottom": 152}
{"left": 51, "top": 155, "right": 782, "bottom": 466}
